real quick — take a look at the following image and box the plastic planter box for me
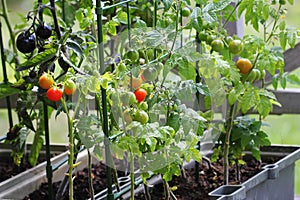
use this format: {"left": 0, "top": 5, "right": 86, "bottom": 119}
{"left": 108, "top": 145, "right": 300, "bottom": 200}
{"left": 209, "top": 145, "right": 300, "bottom": 200}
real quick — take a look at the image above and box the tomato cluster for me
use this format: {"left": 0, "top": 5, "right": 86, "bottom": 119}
{"left": 16, "top": 22, "right": 52, "bottom": 54}
{"left": 198, "top": 22, "right": 244, "bottom": 56}
{"left": 39, "top": 73, "right": 76, "bottom": 102}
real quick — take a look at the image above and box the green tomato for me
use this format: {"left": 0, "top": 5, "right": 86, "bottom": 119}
{"left": 181, "top": 7, "right": 191, "bottom": 17}
{"left": 123, "top": 109, "right": 133, "bottom": 124}
{"left": 142, "top": 67, "right": 157, "bottom": 81}
{"left": 139, "top": 102, "right": 148, "bottom": 111}
{"left": 247, "top": 69, "right": 261, "bottom": 82}
{"left": 133, "top": 110, "right": 149, "bottom": 124}
{"left": 120, "top": 91, "right": 137, "bottom": 106}
{"left": 206, "top": 35, "right": 216, "bottom": 45}
{"left": 260, "top": 69, "right": 266, "bottom": 80}
{"left": 198, "top": 31, "right": 208, "bottom": 42}
{"left": 229, "top": 40, "right": 243, "bottom": 55}
{"left": 211, "top": 39, "right": 224, "bottom": 52}
{"left": 126, "top": 49, "right": 139, "bottom": 62}
{"left": 155, "top": 62, "right": 164, "bottom": 73}
{"left": 117, "top": 62, "right": 126, "bottom": 72}
{"left": 279, "top": 0, "right": 286, "bottom": 5}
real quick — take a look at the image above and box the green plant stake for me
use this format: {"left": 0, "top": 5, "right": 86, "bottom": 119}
{"left": 43, "top": 101, "right": 54, "bottom": 199}
{"left": 96, "top": 1, "right": 113, "bottom": 199}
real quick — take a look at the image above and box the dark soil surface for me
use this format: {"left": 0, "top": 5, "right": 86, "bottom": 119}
{"left": 0, "top": 153, "right": 47, "bottom": 183}
{"left": 23, "top": 162, "right": 115, "bottom": 200}
{"left": 22, "top": 156, "right": 281, "bottom": 200}
{"left": 135, "top": 156, "right": 281, "bottom": 200}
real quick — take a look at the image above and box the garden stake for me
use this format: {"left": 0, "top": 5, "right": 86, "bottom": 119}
{"left": 194, "top": 3, "right": 202, "bottom": 182}
{"left": 96, "top": 1, "right": 114, "bottom": 199}
{"left": 0, "top": 21, "right": 13, "bottom": 128}
{"left": 153, "top": 0, "right": 157, "bottom": 58}
{"left": 43, "top": 101, "right": 54, "bottom": 200}
{"left": 126, "top": 2, "right": 131, "bottom": 47}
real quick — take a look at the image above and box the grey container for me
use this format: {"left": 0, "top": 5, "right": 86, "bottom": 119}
{"left": 209, "top": 145, "right": 300, "bottom": 200}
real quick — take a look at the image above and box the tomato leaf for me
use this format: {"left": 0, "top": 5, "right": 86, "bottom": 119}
{"left": 286, "top": 74, "right": 300, "bottom": 85}
{"left": 239, "top": 87, "right": 257, "bottom": 114}
{"left": 178, "top": 59, "right": 196, "bottom": 81}
{"left": 116, "top": 11, "right": 128, "bottom": 24}
{"left": 0, "top": 82, "right": 20, "bottom": 99}
{"left": 189, "top": 7, "right": 202, "bottom": 32}
{"left": 163, "top": 0, "right": 172, "bottom": 10}
{"left": 279, "top": 31, "right": 287, "bottom": 50}
{"left": 66, "top": 39, "right": 84, "bottom": 58}
{"left": 184, "top": 148, "right": 201, "bottom": 162}
{"left": 166, "top": 113, "right": 180, "bottom": 132}
{"left": 256, "top": 96, "right": 273, "bottom": 118}
{"left": 287, "top": 31, "right": 296, "bottom": 48}
{"left": 272, "top": 74, "right": 279, "bottom": 89}
{"left": 17, "top": 48, "right": 57, "bottom": 70}
{"left": 29, "top": 130, "right": 44, "bottom": 166}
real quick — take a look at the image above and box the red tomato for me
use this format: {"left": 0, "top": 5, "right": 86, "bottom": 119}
{"left": 47, "top": 87, "right": 63, "bottom": 102}
{"left": 134, "top": 88, "right": 147, "bottom": 103}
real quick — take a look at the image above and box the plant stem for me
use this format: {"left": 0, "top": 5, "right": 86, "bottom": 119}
{"left": 0, "top": 0, "right": 20, "bottom": 68}
{"left": 143, "top": 183, "right": 151, "bottom": 200}
{"left": 170, "top": 0, "right": 180, "bottom": 51}
{"left": 266, "top": 4, "right": 282, "bottom": 43}
{"left": 223, "top": 103, "right": 235, "bottom": 185}
{"left": 88, "top": 149, "right": 95, "bottom": 200}
{"left": 0, "top": 21, "right": 13, "bottom": 128}
{"left": 163, "top": 178, "right": 170, "bottom": 200}
{"left": 222, "top": 1, "right": 241, "bottom": 29}
{"left": 50, "top": 0, "right": 61, "bottom": 39}
{"left": 61, "top": 98, "right": 74, "bottom": 200}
